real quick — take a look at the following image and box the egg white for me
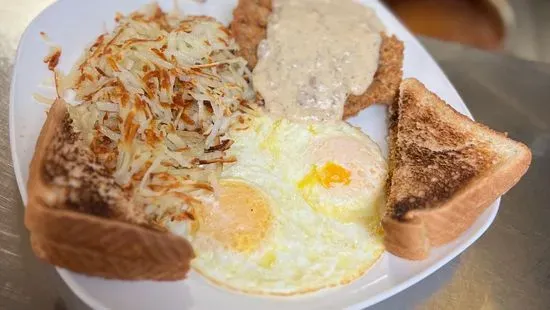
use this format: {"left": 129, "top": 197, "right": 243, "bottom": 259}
{"left": 168, "top": 115, "right": 386, "bottom": 295}
{"left": 254, "top": 116, "right": 388, "bottom": 223}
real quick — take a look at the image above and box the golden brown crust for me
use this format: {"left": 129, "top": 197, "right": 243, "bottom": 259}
{"left": 384, "top": 78, "right": 531, "bottom": 260}
{"left": 231, "top": 0, "right": 272, "bottom": 69}
{"left": 229, "top": 0, "right": 404, "bottom": 117}
{"left": 343, "top": 34, "right": 404, "bottom": 118}
{"left": 26, "top": 100, "right": 194, "bottom": 280}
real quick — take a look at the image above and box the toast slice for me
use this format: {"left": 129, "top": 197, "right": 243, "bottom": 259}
{"left": 383, "top": 78, "right": 531, "bottom": 260}
{"left": 25, "top": 99, "right": 194, "bottom": 280}
{"left": 230, "top": 0, "right": 404, "bottom": 118}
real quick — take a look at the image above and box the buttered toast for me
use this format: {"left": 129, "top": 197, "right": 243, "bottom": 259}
{"left": 383, "top": 78, "right": 531, "bottom": 260}
{"left": 26, "top": 99, "right": 194, "bottom": 280}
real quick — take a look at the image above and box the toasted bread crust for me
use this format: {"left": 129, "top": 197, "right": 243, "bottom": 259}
{"left": 26, "top": 100, "right": 194, "bottom": 280}
{"left": 384, "top": 79, "right": 531, "bottom": 260}
{"left": 230, "top": 0, "right": 404, "bottom": 117}
{"left": 31, "top": 100, "right": 146, "bottom": 223}
{"left": 26, "top": 202, "right": 193, "bottom": 280}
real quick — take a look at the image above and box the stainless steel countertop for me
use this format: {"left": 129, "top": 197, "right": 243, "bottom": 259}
{"left": 1, "top": 1, "right": 549, "bottom": 309}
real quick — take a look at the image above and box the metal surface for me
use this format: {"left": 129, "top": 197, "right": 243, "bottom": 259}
{"left": 1, "top": 1, "right": 549, "bottom": 310}
{"left": 502, "top": 0, "right": 550, "bottom": 64}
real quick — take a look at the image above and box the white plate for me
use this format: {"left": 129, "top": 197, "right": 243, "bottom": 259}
{"left": 9, "top": 0, "right": 500, "bottom": 309}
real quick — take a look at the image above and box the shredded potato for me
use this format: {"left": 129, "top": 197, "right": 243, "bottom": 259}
{"left": 63, "top": 4, "right": 256, "bottom": 223}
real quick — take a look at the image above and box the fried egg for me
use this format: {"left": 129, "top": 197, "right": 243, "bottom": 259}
{"left": 277, "top": 120, "right": 388, "bottom": 224}
{"left": 168, "top": 115, "right": 386, "bottom": 295}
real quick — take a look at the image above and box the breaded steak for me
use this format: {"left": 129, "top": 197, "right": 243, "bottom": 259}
{"left": 230, "top": 0, "right": 404, "bottom": 118}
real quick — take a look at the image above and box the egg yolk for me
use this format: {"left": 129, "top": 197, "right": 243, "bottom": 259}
{"left": 318, "top": 162, "right": 352, "bottom": 188}
{"left": 192, "top": 180, "right": 272, "bottom": 253}
{"left": 298, "top": 161, "right": 351, "bottom": 189}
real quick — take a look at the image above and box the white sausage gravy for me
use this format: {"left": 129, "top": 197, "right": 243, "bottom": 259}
{"left": 253, "top": 0, "right": 385, "bottom": 121}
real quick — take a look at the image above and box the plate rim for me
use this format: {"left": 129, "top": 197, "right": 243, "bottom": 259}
{"left": 9, "top": 0, "right": 501, "bottom": 309}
